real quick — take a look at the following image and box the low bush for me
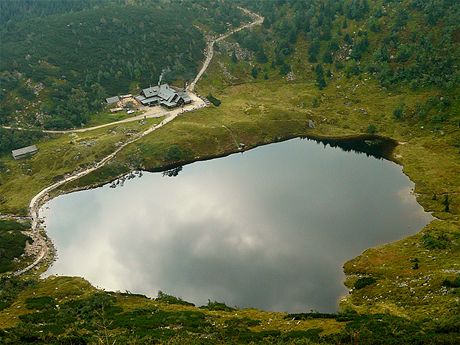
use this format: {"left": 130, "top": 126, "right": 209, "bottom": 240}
{"left": 0, "top": 277, "right": 36, "bottom": 311}
{"left": 354, "top": 277, "right": 377, "bottom": 290}
{"left": 156, "top": 291, "right": 194, "bottom": 306}
{"left": 25, "top": 296, "right": 55, "bottom": 310}
{"left": 165, "top": 145, "right": 184, "bottom": 162}
{"left": 0, "top": 227, "right": 32, "bottom": 273}
{"left": 0, "top": 219, "right": 30, "bottom": 231}
{"left": 422, "top": 233, "right": 450, "bottom": 250}
{"left": 207, "top": 94, "right": 222, "bottom": 107}
{"left": 442, "top": 275, "right": 460, "bottom": 288}
{"left": 200, "top": 300, "right": 235, "bottom": 312}
{"left": 287, "top": 312, "right": 337, "bottom": 320}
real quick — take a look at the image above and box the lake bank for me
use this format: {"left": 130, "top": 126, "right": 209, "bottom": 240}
{"left": 9, "top": 132, "right": 398, "bottom": 278}
{"left": 1, "top": 78, "right": 458, "bottom": 329}
{"left": 55, "top": 78, "right": 458, "bottom": 320}
{"left": 41, "top": 137, "right": 429, "bottom": 312}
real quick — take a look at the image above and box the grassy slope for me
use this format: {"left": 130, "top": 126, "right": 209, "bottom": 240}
{"left": 0, "top": 276, "right": 343, "bottom": 341}
{"left": 0, "top": 117, "right": 162, "bottom": 215}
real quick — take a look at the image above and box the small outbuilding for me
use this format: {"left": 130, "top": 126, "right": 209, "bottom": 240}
{"left": 106, "top": 96, "right": 120, "bottom": 104}
{"left": 12, "top": 145, "right": 38, "bottom": 160}
{"left": 110, "top": 107, "right": 123, "bottom": 113}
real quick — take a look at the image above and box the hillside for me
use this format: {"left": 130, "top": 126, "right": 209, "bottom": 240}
{"left": 0, "top": 0, "right": 459, "bottom": 344}
{"left": 0, "top": 0, "right": 249, "bottom": 130}
{"left": 237, "top": 0, "right": 459, "bottom": 87}
{"left": 214, "top": 0, "right": 459, "bottom": 127}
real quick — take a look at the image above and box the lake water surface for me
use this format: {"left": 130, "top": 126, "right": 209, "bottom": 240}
{"left": 42, "top": 138, "right": 432, "bottom": 312}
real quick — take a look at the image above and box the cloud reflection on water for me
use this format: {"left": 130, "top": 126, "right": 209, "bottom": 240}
{"left": 42, "top": 138, "right": 432, "bottom": 312}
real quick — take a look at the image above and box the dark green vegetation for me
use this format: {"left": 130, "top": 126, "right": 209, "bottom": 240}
{"left": 442, "top": 275, "right": 460, "bottom": 288}
{"left": 207, "top": 94, "right": 222, "bottom": 107}
{"left": 0, "top": 0, "right": 459, "bottom": 343}
{"left": 0, "top": 284, "right": 459, "bottom": 344}
{"left": 238, "top": 0, "right": 459, "bottom": 89}
{"left": 353, "top": 277, "right": 377, "bottom": 290}
{"left": 0, "top": 0, "right": 249, "bottom": 129}
{"left": 231, "top": 0, "right": 459, "bottom": 135}
{"left": 156, "top": 290, "right": 195, "bottom": 307}
{"left": 0, "top": 0, "right": 106, "bottom": 25}
{"left": 0, "top": 3, "right": 203, "bottom": 129}
{"left": 0, "top": 220, "right": 31, "bottom": 273}
{"left": 0, "top": 128, "right": 46, "bottom": 156}
{"left": 0, "top": 277, "right": 36, "bottom": 311}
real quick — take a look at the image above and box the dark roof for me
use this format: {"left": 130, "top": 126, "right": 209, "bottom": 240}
{"left": 178, "top": 91, "right": 191, "bottom": 103}
{"left": 141, "top": 96, "right": 161, "bottom": 105}
{"left": 139, "top": 84, "right": 191, "bottom": 108}
{"left": 106, "top": 96, "right": 120, "bottom": 104}
{"left": 142, "top": 86, "right": 159, "bottom": 98}
{"left": 160, "top": 100, "right": 178, "bottom": 107}
{"left": 12, "top": 145, "right": 38, "bottom": 158}
{"left": 158, "top": 84, "right": 176, "bottom": 101}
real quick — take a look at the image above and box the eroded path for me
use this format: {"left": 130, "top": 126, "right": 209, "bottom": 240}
{"left": 188, "top": 7, "right": 263, "bottom": 92}
{"left": 2, "top": 93, "right": 206, "bottom": 134}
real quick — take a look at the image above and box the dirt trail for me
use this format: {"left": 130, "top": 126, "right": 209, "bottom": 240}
{"left": 11, "top": 7, "right": 263, "bottom": 276}
{"left": 13, "top": 111, "right": 181, "bottom": 276}
{"left": 2, "top": 93, "right": 206, "bottom": 134}
{"left": 188, "top": 7, "right": 263, "bottom": 92}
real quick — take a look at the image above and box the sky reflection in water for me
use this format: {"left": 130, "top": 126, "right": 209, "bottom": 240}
{"left": 42, "top": 138, "right": 432, "bottom": 312}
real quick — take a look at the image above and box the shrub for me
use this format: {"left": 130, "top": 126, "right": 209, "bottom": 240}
{"left": 287, "top": 312, "right": 337, "bottom": 320}
{"left": 200, "top": 300, "right": 235, "bottom": 312}
{"left": 207, "top": 94, "right": 221, "bottom": 106}
{"left": 25, "top": 296, "right": 55, "bottom": 310}
{"left": 393, "top": 105, "right": 405, "bottom": 120}
{"left": 165, "top": 145, "right": 183, "bottom": 162}
{"left": 0, "top": 226, "right": 33, "bottom": 273}
{"left": 156, "top": 291, "right": 194, "bottom": 306}
{"left": 442, "top": 275, "right": 460, "bottom": 288}
{"left": 366, "top": 124, "right": 377, "bottom": 134}
{"left": 354, "top": 277, "right": 377, "bottom": 290}
{"left": 0, "top": 220, "right": 30, "bottom": 231}
{"left": 422, "top": 233, "right": 449, "bottom": 250}
{"left": 0, "top": 277, "right": 36, "bottom": 311}
{"left": 0, "top": 129, "right": 45, "bottom": 156}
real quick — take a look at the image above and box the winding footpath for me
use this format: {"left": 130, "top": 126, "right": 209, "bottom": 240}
{"left": 188, "top": 7, "right": 264, "bottom": 92}
{"left": 2, "top": 93, "right": 205, "bottom": 134}
{"left": 13, "top": 112, "right": 182, "bottom": 276}
{"left": 11, "top": 7, "right": 263, "bottom": 276}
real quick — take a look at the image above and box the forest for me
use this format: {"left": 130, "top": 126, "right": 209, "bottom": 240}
{"left": 236, "top": 0, "right": 459, "bottom": 103}
{"left": 223, "top": 0, "right": 460, "bottom": 136}
{"left": 0, "top": 0, "right": 249, "bottom": 130}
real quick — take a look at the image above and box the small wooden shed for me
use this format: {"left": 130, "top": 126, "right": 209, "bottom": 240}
{"left": 12, "top": 145, "right": 38, "bottom": 160}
